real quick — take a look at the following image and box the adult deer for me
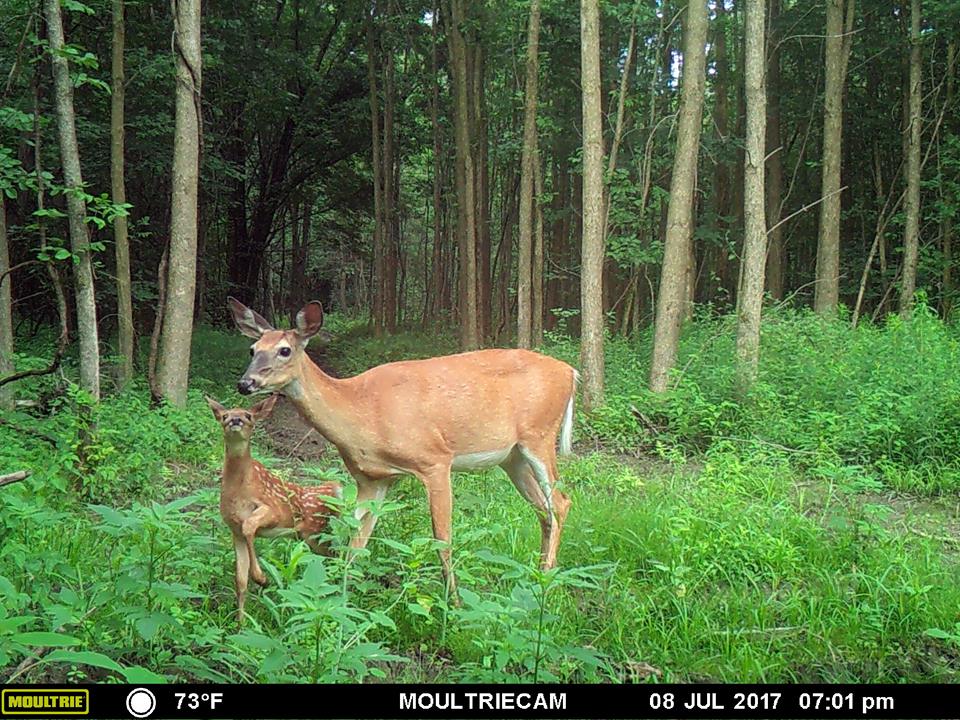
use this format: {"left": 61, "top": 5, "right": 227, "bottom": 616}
{"left": 228, "top": 297, "right": 577, "bottom": 596}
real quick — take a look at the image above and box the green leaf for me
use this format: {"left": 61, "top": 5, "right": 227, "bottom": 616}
{"left": 46, "top": 650, "right": 123, "bottom": 673}
{"left": 925, "top": 627, "right": 958, "bottom": 642}
{"left": 62, "top": 0, "right": 95, "bottom": 15}
{"left": 12, "top": 631, "right": 82, "bottom": 647}
{"left": 407, "top": 602, "right": 430, "bottom": 618}
{"left": 231, "top": 630, "right": 279, "bottom": 651}
{"left": 376, "top": 537, "right": 413, "bottom": 554}
{"left": 0, "top": 616, "right": 38, "bottom": 633}
{"left": 134, "top": 612, "right": 176, "bottom": 641}
{"left": 121, "top": 666, "right": 168, "bottom": 684}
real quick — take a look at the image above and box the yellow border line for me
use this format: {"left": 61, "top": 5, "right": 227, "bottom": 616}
{"left": 1, "top": 689, "right": 90, "bottom": 716}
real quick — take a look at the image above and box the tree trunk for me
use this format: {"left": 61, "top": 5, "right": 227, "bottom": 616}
{"left": 0, "top": 198, "right": 12, "bottom": 411}
{"left": 580, "top": 0, "right": 605, "bottom": 410}
{"left": 446, "top": 0, "right": 479, "bottom": 350}
{"left": 383, "top": 18, "right": 398, "bottom": 334}
{"left": 44, "top": 0, "right": 100, "bottom": 400}
{"left": 735, "top": 0, "right": 767, "bottom": 389}
{"left": 517, "top": 0, "right": 541, "bottom": 349}
{"left": 764, "top": 0, "right": 784, "bottom": 300}
{"left": 366, "top": 13, "right": 385, "bottom": 335}
{"left": 814, "top": 0, "right": 855, "bottom": 316}
{"left": 289, "top": 198, "right": 311, "bottom": 321}
{"left": 532, "top": 153, "right": 545, "bottom": 347}
{"left": 428, "top": 4, "right": 443, "bottom": 323}
{"left": 710, "top": 0, "right": 731, "bottom": 304}
{"left": 649, "top": 0, "right": 708, "bottom": 394}
{"left": 474, "top": 44, "right": 491, "bottom": 343}
{"left": 943, "top": 40, "right": 956, "bottom": 318}
{"left": 898, "top": 0, "right": 922, "bottom": 316}
{"left": 156, "top": 0, "right": 202, "bottom": 406}
{"left": 112, "top": 0, "right": 134, "bottom": 386}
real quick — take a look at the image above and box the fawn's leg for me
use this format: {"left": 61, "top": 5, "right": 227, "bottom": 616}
{"left": 232, "top": 533, "right": 250, "bottom": 623}
{"left": 241, "top": 505, "right": 277, "bottom": 587}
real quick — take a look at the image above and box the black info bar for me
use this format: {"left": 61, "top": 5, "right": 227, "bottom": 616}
{"left": 0, "top": 684, "right": 954, "bottom": 719}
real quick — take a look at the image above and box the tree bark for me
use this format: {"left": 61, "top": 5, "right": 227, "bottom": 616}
{"left": 112, "top": 0, "right": 134, "bottom": 386}
{"left": 942, "top": 40, "right": 956, "bottom": 318}
{"left": 814, "top": 0, "right": 855, "bottom": 316}
{"left": 735, "top": 0, "right": 767, "bottom": 389}
{"left": 446, "top": 0, "right": 479, "bottom": 350}
{"left": 764, "top": 0, "right": 784, "bottom": 300}
{"left": 580, "top": 0, "right": 605, "bottom": 410}
{"left": 710, "top": 0, "right": 731, "bottom": 303}
{"left": 428, "top": 3, "right": 443, "bottom": 323}
{"left": 0, "top": 197, "right": 13, "bottom": 411}
{"left": 473, "top": 44, "right": 491, "bottom": 343}
{"left": 366, "top": 12, "right": 385, "bottom": 335}
{"left": 44, "top": 0, "right": 100, "bottom": 400}
{"left": 898, "top": 0, "right": 922, "bottom": 316}
{"left": 517, "top": 0, "right": 541, "bottom": 349}
{"left": 156, "top": 0, "right": 202, "bottom": 406}
{"left": 649, "top": 0, "right": 708, "bottom": 394}
{"left": 532, "top": 153, "right": 545, "bottom": 347}
{"left": 382, "top": 13, "right": 398, "bottom": 334}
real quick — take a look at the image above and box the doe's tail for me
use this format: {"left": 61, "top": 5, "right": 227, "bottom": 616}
{"left": 559, "top": 369, "right": 579, "bottom": 456}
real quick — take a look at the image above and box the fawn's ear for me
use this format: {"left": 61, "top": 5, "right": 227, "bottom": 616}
{"left": 295, "top": 301, "right": 324, "bottom": 341}
{"left": 228, "top": 296, "right": 274, "bottom": 339}
{"left": 205, "top": 396, "right": 226, "bottom": 422}
{"left": 251, "top": 393, "right": 279, "bottom": 421}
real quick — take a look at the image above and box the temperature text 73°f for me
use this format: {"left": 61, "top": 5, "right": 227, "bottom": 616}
{"left": 174, "top": 692, "right": 224, "bottom": 711}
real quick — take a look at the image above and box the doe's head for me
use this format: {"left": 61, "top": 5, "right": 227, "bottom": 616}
{"left": 206, "top": 394, "right": 278, "bottom": 442}
{"left": 227, "top": 297, "right": 324, "bottom": 395}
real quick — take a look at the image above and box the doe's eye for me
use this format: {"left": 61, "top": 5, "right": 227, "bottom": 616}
{"left": 279, "top": 347, "right": 292, "bottom": 358}
{"left": 249, "top": 347, "right": 254, "bottom": 356}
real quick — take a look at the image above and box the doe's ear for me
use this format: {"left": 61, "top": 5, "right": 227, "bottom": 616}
{"left": 251, "top": 394, "right": 279, "bottom": 421}
{"left": 295, "top": 301, "right": 325, "bottom": 340}
{"left": 205, "top": 396, "right": 226, "bottom": 422}
{"left": 228, "top": 296, "right": 275, "bottom": 339}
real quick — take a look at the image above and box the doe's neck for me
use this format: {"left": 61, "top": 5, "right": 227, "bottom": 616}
{"left": 282, "top": 355, "right": 359, "bottom": 447}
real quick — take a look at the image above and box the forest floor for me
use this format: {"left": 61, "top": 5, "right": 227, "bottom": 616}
{"left": 3, "top": 310, "right": 960, "bottom": 683}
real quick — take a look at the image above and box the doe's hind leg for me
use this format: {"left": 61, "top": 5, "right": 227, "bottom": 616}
{"left": 502, "top": 443, "right": 571, "bottom": 570}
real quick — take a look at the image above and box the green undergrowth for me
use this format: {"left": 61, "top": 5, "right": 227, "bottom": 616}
{"left": 2, "top": 309, "right": 960, "bottom": 682}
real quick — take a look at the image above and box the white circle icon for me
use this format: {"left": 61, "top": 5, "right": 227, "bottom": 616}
{"left": 125, "top": 688, "right": 157, "bottom": 718}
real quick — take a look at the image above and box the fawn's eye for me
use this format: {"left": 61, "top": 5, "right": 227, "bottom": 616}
{"left": 244, "top": 413, "right": 252, "bottom": 421}
{"left": 278, "top": 347, "right": 291, "bottom": 358}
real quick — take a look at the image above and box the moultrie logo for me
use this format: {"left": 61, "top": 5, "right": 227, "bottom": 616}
{"left": 1, "top": 689, "right": 90, "bottom": 716}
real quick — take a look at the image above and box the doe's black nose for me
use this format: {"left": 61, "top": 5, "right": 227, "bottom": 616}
{"left": 237, "top": 378, "right": 255, "bottom": 395}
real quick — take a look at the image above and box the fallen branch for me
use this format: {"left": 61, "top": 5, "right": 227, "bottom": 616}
{"left": 0, "top": 470, "right": 29, "bottom": 487}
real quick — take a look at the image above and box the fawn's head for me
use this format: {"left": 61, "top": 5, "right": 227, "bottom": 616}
{"left": 228, "top": 297, "right": 325, "bottom": 395}
{"left": 206, "top": 394, "right": 278, "bottom": 446}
